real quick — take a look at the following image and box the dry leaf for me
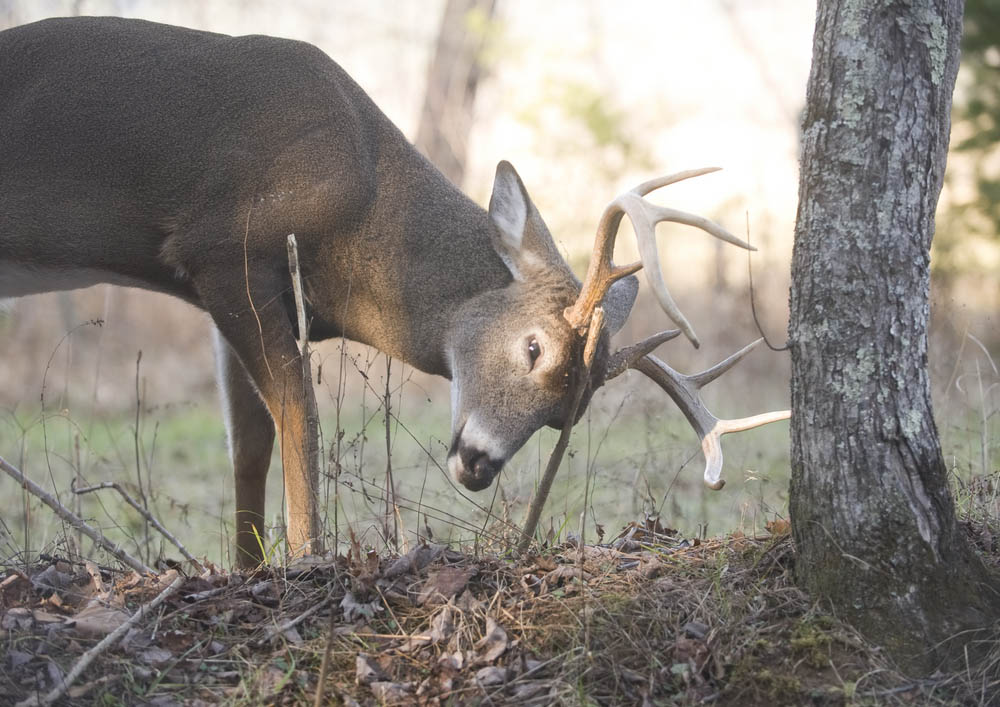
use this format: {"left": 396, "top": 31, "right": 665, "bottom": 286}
{"left": 474, "top": 617, "right": 508, "bottom": 663}
{"left": 619, "top": 666, "right": 647, "bottom": 684}
{"left": 369, "top": 681, "right": 413, "bottom": 702}
{"left": 7, "top": 650, "right": 32, "bottom": 669}
{"left": 72, "top": 600, "right": 129, "bottom": 636}
{"left": 428, "top": 605, "right": 456, "bottom": 643}
{"left": 512, "top": 681, "right": 549, "bottom": 700}
{"left": 85, "top": 561, "right": 106, "bottom": 593}
{"left": 256, "top": 665, "right": 289, "bottom": 696}
{"left": 31, "top": 565, "right": 72, "bottom": 594}
{"left": 382, "top": 543, "right": 443, "bottom": 580}
{"left": 417, "top": 566, "right": 475, "bottom": 605}
{"left": 249, "top": 580, "right": 281, "bottom": 606}
{"left": 640, "top": 558, "right": 665, "bottom": 579}
{"left": 138, "top": 647, "right": 174, "bottom": 667}
{"left": 355, "top": 653, "right": 388, "bottom": 685}
{"left": 541, "top": 565, "right": 593, "bottom": 588}
{"left": 766, "top": 518, "right": 791, "bottom": 536}
{"left": 683, "top": 621, "right": 709, "bottom": 640}
{"left": 521, "top": 573, "right": 542, "bottom": 595}
{"left": 31, "top": 609, "right": 65, "bottom": 625}
{"left": 341, "top": 591, "right": 382, "bottom": 622}
{"left": 475, "top": 666, "right": 507, "bottom": 686}
{"left": 455, "top": 589, "right": 483, "bottom": 613}
{"left": 438, "top": 650, "right": 464, "bottom": 670}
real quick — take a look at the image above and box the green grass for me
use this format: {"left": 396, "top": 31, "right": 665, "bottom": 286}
{"left": 0, "top": 379, "right": 794, "bottom": 568}
{"left": 2, "top": 328, "right": 993, "bottom": 571}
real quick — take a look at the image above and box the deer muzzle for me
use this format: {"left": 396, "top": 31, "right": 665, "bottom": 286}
{"left": 447, "top": 420, "right": 506, "bottom": 491}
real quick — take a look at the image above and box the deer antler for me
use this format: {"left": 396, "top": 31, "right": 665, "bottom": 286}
{"left": 609, "top": 339, "right": 790, "bottom": 489}
{"left": 564, "top": 167, "right": 754, "bottom": 348}
{"left": 574, "top": 167, "right": 789, "bottom": 488}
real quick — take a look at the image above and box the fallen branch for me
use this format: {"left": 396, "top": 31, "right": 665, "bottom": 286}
{"left": 0, "top": 454, "right": 153, "bottom": 576}
{"left": 16, "top": 572, "right": 184, "bottom": 707}
{"left": 75, "top": 481, "right": 205, "bottom": 573}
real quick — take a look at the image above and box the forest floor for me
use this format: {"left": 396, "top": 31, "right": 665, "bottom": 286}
{"left": 2, "top": 512, "right": 999, "bottom": 706}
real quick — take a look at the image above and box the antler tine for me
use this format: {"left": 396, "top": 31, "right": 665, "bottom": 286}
{"left": 564, "top": 167, "right": 754, "bottom": 348}
{"left": 563, "top": 205, "right": 642, "bottom": 332}
{"left": 631, "top": 349, "right": 790, "bottom": 489}
{"left": 689, "top": 338, "right": 766, "bottom": 388}
{"left": 604, "top": 329, "right": 682, "bottom": 380}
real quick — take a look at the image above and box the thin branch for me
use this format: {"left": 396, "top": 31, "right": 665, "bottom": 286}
{"left": 0, "top": 454, "right": 153, "bottom": 575}
{"left": 313, "top": 585, "right": 341, "bottom": 707}
{"left": 286, "top": 234, "right": 324, "bottom": 557}
{"left": 518, "top": 308, "right": 605, "bottom": 553}
{"left": 74, "top": 481, "right": 205, "bottom": 573}
{"left": 745, "top": 212, "right": 788, "bottom": 352}
{"left": 258, "top": 592, "right": 336, "bottom": 646}
{"left": 133, "top": 350, "right": 151, "bottom": 565}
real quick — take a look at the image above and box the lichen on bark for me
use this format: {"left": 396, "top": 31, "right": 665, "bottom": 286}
{"left": 789, "top": 0, "right": 999, "bottom": 672}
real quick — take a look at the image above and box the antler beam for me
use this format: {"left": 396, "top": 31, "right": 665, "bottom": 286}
{"left": 619, "top": 340, "right": 790, "bottom": 488}
{"left": 564, "top": 167, "right": 754, "bottom": 348}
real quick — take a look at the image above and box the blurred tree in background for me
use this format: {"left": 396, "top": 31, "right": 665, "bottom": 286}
{"left": 936, "top": 0, "right": 1000, "bottom": 304}
{"left": 415, "top": 0, "right": 498, "bottom": 188}
{"left": 955, "top": 0, "right": 1000, "bottom": 231}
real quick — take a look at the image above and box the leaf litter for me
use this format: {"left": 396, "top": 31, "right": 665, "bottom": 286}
{"left": 1, "top": 517, "right": 998, "bottom": 706}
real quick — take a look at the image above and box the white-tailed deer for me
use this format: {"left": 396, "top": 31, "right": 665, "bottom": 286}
{"left": 0, "top": 17, "right": 788, "bottom": 567}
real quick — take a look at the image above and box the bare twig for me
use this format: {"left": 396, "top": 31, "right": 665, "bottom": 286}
{"left": 258, "top": 592, "right": 335, "bottom": 646}
{"left": 16, "top": 573, "right": 184, "bottom": 707}
{"left": 383, "top": 354, "right": 401, "bottom": 552}
{"left": 311, "top": 575, "right": 349, "bottom": 707}
{"left": 286, "top": 234, "right": 309, "bottom": 356}
{"left": 0, "top": 454, "right": 153, "bottom": 575}
{"left": 133, "top": 350, "right": 151, "bottom": 564}
{"left": 744, "top": 212, "right": 788, "bottom": 351}
{"left": 518, "top": 308, "right": 605, "bottom": 553}
{"left": 74, "top": 481, "right": 205, "bottom": 573}
{"left": 286, "top": 234, "right": 324, "bottom": 557}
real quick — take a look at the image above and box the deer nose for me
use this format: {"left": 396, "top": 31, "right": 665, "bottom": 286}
{"left": 456, "top": 446, "right": 501, "bottom": 491}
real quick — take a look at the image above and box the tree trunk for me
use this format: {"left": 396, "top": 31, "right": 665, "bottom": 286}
{"left": 789, "top": 0, "right": 999, "bottom": 673}
{"left": 415, "top": 0, "right": 497, "bottom": 188}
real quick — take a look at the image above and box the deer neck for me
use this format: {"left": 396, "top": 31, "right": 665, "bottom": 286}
{"left": 309, "top": 139, "right": 513, "bottom": 379}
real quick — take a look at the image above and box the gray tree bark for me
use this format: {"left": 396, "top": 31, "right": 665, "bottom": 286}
{"left": 789, "top": 0, "right": 999, "bottom": 672}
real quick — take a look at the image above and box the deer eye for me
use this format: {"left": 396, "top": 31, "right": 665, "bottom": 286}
{"left": 527, "top": 337, "right": 542, "bottom": 369}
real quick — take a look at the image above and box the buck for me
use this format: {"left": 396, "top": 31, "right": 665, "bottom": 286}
{"left": 0, "top": 17, "right": 788, "bottom": 567}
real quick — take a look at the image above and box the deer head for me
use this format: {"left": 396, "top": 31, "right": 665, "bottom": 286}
{"left": 445, "top": 162, "right": 638, "bottom": 491}
{"left": 445, "top": 162, "right": 789, "bottom": 493}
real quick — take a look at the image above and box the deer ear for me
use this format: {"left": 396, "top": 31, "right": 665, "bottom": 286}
{"left": 601, "top": 274, "right": 638, "bottom": 336}
{"left": 488, "top": 161, "right": 531, "bottom": 280}
{"left": 487, "top": 160, "right": 574, "bottom": 282}
{"left": 489, "top": 162, "right": 527, "bottom": 250}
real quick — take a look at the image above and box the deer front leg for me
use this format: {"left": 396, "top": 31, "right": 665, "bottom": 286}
{"left": 213, "top": 329, "right": 276, "bottom": 567}
{"left": 201, "top": 272, "right": 323, "bottom": 565}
